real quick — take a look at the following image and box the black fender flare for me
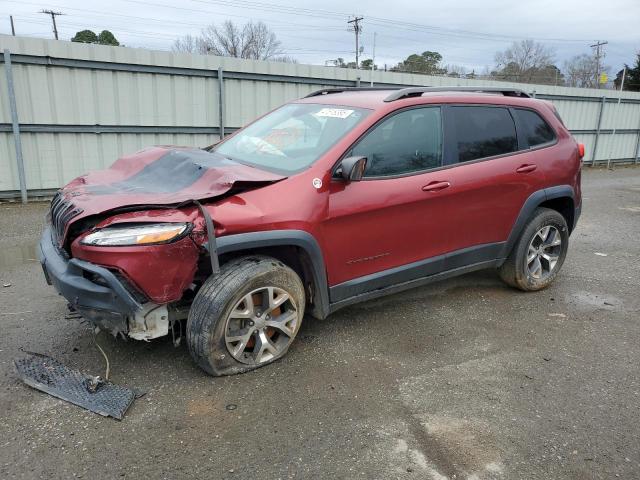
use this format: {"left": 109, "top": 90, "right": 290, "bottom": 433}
{"left": 215, "top": 230, "right": 330, "bottom": 319}
{"left": 498, "top": 185, "right": 575, "bottom": 262}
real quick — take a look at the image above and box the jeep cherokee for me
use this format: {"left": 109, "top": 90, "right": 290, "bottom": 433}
{"left": 38, "top": 86, "right": 583, "bottom": 376}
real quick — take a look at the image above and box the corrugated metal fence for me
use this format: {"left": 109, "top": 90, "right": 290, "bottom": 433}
{"left": 2, "top": 35, "right": 640, "bottom": 201}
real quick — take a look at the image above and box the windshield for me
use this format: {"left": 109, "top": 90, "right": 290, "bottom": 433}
{"left": 213, "top": 103, "right": 370, "bottom": 174}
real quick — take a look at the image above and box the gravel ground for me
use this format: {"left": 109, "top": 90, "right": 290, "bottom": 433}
{"left": 0, "top": 167, "right": 639, "bottom": 480}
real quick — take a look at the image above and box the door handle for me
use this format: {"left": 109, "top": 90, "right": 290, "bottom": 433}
{"left": 422, "top": 181, "right": 451, "bottom": 192}
{"left": 516, "top": 164, "right": 537, "bottom": 173}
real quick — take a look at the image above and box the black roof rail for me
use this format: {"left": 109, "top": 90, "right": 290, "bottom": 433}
{"left": 304, "top": 87, "right": 401, "bottom": 98}
{"left": 383, "top": 86, "right": 531, "bottom": 102}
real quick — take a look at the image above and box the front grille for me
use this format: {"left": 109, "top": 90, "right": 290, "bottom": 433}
{"left": 50, "top": 191, "right": 83, "bottom": 245}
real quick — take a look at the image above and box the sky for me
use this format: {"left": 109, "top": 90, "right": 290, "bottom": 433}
{"left": 2, "top": 0, "right": 639, "bottom": 76}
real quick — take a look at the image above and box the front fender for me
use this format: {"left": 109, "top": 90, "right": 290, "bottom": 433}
{"left": 215, "top": 230, "right": 330, "bottom": 319}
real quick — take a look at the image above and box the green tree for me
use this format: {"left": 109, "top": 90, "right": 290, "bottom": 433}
{"left": 71, "top": 29, "right": 120, "bottom": 46}
{"left": 392, "top": 51, "right": 445, "bottom": 75}
{"left": 618, "top": 53, "right": 640, "bottom": 91}
{"left": 360, "top": 59, "right": 377, "bottom": 70}
{"left": 71, "top": 30, "right": 98, "bottom": 43}
{"left": 97, "top": 30, "right": 120, "bottom": 46}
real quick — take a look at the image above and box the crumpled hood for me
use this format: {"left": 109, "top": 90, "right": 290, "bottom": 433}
{"left": 58, "top": 146, "right": 285, "bottom": 222}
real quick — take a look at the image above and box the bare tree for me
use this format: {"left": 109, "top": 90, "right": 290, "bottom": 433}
{"left": 173, "top": 20, "right": 284, "bottom": 60}
{"left": 563, "top": 53, "right": 610, "bottom": 88}
{"left": 271, "top": 55, "right": 298, "bottom": 64}
{"left": 493, "top": 40, "right": 556, "bottom": 83}
{"left": 172, "top": 34, "right": 198, "bottom": 53}
{"left": 444, "top": 64, "right": 467, "bottom": 78}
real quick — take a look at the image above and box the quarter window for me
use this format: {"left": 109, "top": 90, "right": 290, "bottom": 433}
{"left": 513, "top": 108, "right": 556, "bottom": 147}
{"left": 350, "top": 107, "right": 442, "bottom": 177}
{"left": 449, "top": 106, "right": 518, "bottom": 163}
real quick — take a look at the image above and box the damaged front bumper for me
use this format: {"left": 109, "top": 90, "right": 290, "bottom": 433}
{"left": 38, "top": 227, "right": 170, "bottom": 339}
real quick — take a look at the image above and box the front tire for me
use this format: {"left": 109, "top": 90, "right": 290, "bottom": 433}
{"left": 499, "top": 207, "right": 569, "bottom": 291}
{"left": 187, "top": 256, "right": 305, "bottom": 376}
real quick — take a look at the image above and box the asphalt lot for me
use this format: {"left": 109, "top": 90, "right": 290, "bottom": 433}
{"left": 1, "top": 167, "right": 639, "bottom": 479}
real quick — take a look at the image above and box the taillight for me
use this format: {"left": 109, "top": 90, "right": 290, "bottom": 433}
{"left": 577, "top": 143, "right": 585, "bottom": 159}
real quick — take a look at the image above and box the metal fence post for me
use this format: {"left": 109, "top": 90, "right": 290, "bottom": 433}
{"left": 3, "top": 49, "right": 27, "bottom": 203}
{"left": 217, "top": 67, "right": 225, "bottom": 139}
{"left": 635, "top": 114, "right": 640, "bottom": 165}
{"left": 591, "top": 96, "right": 606, "bottom": 166}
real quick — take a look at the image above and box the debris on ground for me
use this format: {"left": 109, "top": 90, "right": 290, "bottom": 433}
{"left": 594, "top": 252, "right": 608, "bottom": 257}
{"left": 13, "top": 352, "right": 137, "bottom": 420}
{"left": 548, "top": 313, "right": 567, "bottom": 318}
{"left": 2, "top": 283, "right": 11, "bottom": 288}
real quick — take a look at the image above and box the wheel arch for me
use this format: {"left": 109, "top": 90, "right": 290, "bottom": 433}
{"left": 498, "top": 185, "right": 575, "bottom": 264}
{"left": 215, "top": 230, "right": 330, "bottom": 319}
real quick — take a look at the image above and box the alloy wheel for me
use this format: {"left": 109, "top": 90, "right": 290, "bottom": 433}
{"left": 224, "top": 286, "right": 300, "bottom": 365}
{"left": 525, "top": 225, "right": 562, "bottom": 280}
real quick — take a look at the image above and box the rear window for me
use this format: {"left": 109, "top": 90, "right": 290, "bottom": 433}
{"left": 513, "top": 108, "right": 556, "bottom": 147}
{"left": 449, "top": 106, "right": 518, "bottom": 163}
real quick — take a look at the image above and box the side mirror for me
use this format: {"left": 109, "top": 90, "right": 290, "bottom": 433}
{"left": 338, "top": 156, "right": 367, "bottom": 182}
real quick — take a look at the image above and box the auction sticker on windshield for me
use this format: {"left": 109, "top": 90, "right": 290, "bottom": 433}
{"left": 314, "top": 108, "right": 354, "bottom": 119}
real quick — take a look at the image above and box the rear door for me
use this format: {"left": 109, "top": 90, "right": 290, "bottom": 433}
{"left": 438, "top": 105, "right": 548, "bottom": 266}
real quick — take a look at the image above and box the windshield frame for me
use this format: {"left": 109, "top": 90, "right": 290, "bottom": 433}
{"left": 211, "top": 102, "right": 373, "bottom": 176}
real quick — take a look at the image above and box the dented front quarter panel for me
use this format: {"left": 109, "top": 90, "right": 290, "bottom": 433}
{"left": 71, "top": 235, "right": 199, "bottom": 304}
{"left": 71, "top": 208, "right": 202, "bottom": 304}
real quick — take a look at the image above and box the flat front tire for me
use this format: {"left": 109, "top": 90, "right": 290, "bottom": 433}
{"left": 187, "top": 256, "right": 305, "bottom": 376}
{"left": 499, "top": 207, "right": 569, "bottom": 291}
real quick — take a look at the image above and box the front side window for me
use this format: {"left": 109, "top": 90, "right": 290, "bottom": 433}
{"left": 350, "top": 107, "right": 442, "bottom": 177}
{"left": 513, "top": 108, "right": 556, "bottom": 147}
{"left": 213, "top": 104, "right": 370, "bottom": 174}
{"left": 449, "top": 106, "right": 518, "bottom": 163}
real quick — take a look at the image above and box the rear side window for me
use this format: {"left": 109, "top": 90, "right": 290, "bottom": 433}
{"left": 350, "top": 107, "right": 442, "bottom": 177}
{"left": 449, "top": 106, "right": 517, "bottom": 163}
{"left": 513, "top": 108, "right": 556, "bottom": 147}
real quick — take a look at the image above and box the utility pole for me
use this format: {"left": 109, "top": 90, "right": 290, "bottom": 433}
{"left": 40, "top": 10, "right": 64, "bottom": 40}
{"left": 607, "top": 66, "right": 626, "bottom": 169}
{"left": 370, "top": 32, "right": 376, "bottom": 86}
{"left": 348, "top": 16, "right": 363, "bottom": 71}
{"left": 9, "top": 15, "right": 15, "bottom": 36}
{"left": 590, "top": 40, "right": 608, "bottom": 89}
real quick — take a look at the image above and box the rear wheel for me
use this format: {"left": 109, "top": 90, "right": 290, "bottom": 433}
{"left": 499, "top": 207, "right": 569, "bottom": 291}
{"left": 187, "top": 256, "right": 305, "bottom": 376}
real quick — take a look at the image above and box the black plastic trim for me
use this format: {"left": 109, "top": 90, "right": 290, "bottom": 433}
{"left": 497, "top": 185, "right": 575, "bottom": 261}
{"left": 216, "top": 230, "right": 330, "bottom": 318}
{"left": 38, "top": 227, "right": 143, "bottom": 318}
{"left": 329, "top": 259, "right": 499, "bottom": 313}
{"left": 330, "top": 241, "right": 504, "bottom": 304}
{"left": 574, "top": 203, "right": 582, "bottom": 231}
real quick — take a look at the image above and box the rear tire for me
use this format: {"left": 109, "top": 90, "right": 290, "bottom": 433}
{"left": 187, "top": 256, "right": 305, "bottom": 376}
{"left": 499, "top": 207, "right": 569, "bottom": 291}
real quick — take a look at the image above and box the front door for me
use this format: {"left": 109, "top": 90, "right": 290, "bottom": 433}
{"left": 322, "top": 106, "right": 453, "bottom": 300}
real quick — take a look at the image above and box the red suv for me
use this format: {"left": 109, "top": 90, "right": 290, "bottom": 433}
{"left": 39, "top": 87, "right": 583, "bottom": 375}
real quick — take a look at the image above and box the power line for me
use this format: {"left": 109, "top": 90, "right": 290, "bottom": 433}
{"left": 189, "top": 0, "right": 592, "bottom": 43}
{"left": 40, "top": 9, "right": 64, "bottom": 40}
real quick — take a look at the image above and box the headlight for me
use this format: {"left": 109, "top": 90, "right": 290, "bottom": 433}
{"left": 81, "top": 223, "right": 189, "bottom": 246}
